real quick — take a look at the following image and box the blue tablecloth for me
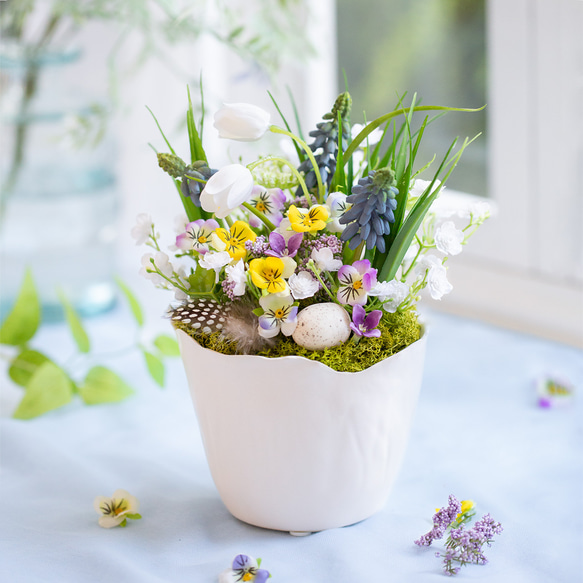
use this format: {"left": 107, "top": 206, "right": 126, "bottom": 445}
{"left": 1, "top": 309, "right": 581, "bottom": 582}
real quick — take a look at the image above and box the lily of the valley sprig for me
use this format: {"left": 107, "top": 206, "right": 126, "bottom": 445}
{"left": 138, "top": 88, "right": 489, "bottom": 356}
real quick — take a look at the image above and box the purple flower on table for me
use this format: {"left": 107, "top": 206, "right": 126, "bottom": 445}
{"left": 350, "top": 305, "right": 382, "bottom": 338}
{"left": 218, "top": 554, "right": 270, "bottom": 583}
{"left": 336, "top": 259, "right": 377, "bottom": 306}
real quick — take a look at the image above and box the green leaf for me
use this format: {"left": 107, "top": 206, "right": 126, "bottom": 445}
{"left": 153, "top": 334, "right": 180, "bottom": 357}
{"left": 187, "top": 263, "right": 216, "bottom": 294}
{"left": 78, "top": 366, "right": 134, "bottom": 405}
{"left": 0, "top": 269, "right": 41, "bottom": 346}
{"left": 143, "top": 350, "right": 165, "bottom": 387}
{"left": 115, "top": 278, "right": 144, "bottom": 327}
{"left": 186, "top": 85, "right": 208, "bottom": 163}
{"left": 343, "top": 104, "right": 485, "bottom": 165}
{"left": 9, "top": 349, "right": 50, "bottom": 387}
{"left": 13, "top": 361, "right": 73, "bottom": 419}
{"left": 58, "top": 290, "right": 90, "bottom": 354}
{"left": 125, "top": 513, "right": 142, "bottom": 520}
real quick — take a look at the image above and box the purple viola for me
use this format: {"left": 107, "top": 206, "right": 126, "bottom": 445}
{"left": 218, "top": 554, "right": 270, "bottom": 583}
{"left": 266, "top": 231, "right": 303, "bottom": 259}
{"left": 350, "top": 305, "right": 382, "bottom": 338}
{"left": 336, "top": 259, "right": 377, "bottom": 306}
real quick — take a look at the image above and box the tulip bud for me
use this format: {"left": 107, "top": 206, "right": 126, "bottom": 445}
{"left": 213, "top": 103, "right": 271, "bottom": 142}
{"left": 200, "top": 164, "right": 254, "bottom": 219}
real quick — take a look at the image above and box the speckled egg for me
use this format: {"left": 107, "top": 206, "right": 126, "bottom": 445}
{"left": 292, "top": 303, "right": 351, "bottom": 350}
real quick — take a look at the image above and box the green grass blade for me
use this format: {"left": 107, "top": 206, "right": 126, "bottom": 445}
{"left": 146, "top": 106, "right": 177, "bottom": 156}
{"left": 187, "top": 85, "right": 207, "bottom": 163}
{"left": 268, "top": 90, "right": 304, "bottom": 163}
{"left": 344, "top": 104, "right": 485, "bottom": 164}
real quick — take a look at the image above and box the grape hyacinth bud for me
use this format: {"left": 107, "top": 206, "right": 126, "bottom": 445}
{"left": 180, "top": 161, "right": 217, "bottom": 207}
{"left": 157, "top": 153, "right": 186, "bottom": 178}
{"left": 296, "top": 92, "right": 352, "bottom": 193}
{"left": 339, "top": 167, "right": 398, "bottom": 252}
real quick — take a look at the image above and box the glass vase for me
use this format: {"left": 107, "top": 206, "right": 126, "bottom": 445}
{"left": 0, "top": 42, "right": 117, "bottom": 321}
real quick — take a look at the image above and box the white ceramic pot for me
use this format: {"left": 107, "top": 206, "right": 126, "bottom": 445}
{"left": 176, "top": 327, "right": 427, "bottom": 533}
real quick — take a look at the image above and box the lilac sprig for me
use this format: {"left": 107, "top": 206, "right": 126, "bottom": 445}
{"left": 415, "top": 495, "right": 503, "bottom": 577}
{"left": 438, "top": 514, "right": 503, "bottom": 576}
{"left": 415, "top": 495, "right": 461, "bottom": 546}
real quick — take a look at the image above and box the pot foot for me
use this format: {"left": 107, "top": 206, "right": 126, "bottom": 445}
{"left": 288, "top": 531, "right": 313, "bottom": 537}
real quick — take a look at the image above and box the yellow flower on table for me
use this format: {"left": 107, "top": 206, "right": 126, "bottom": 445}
{"left": 249, "top": 256, "right": 294, "bottom": 294}
{"left": 214, "top": 220, "right": 256, "bottom": 260}
{"left": 287, "top": 204, "right": 329, "bottom": 233}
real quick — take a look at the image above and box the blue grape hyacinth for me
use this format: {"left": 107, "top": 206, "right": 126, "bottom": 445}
{"left": 296, "top": 92, "right": 352, "bottom": 193}
{"left": 339, "top": 168, "right": 399, "bottom": 252}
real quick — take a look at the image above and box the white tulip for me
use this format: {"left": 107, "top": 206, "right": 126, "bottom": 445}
{"left": 213, "top": 103, "right": 271, "bottom": 141}
{"left": 200, "top": 164, "right": 255, "bottom": 219}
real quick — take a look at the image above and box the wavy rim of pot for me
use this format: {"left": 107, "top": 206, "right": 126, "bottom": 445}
{"left": 176, "top": 321, "right": 427, "bottom": 378}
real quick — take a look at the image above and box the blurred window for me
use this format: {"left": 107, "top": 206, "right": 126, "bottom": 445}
{"left": 336, "top": 0, "right": 487, "bottom": 197}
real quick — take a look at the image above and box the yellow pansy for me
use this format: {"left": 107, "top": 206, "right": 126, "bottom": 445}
{"left": 214, "top": 221, "right": 256, "bottom": 260}
{"left": 287, "top": 204, "right": 329, "bottom": 233}
{"left": 249, "top": 257, "right": 288, "bottom": 294}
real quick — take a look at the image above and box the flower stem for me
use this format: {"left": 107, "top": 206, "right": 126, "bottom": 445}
{"left": 307, "top": 260, "right": 340, "bottom": 304}
{"left": 242, "top": 202, "right": 276, "bottom": 231}
{"left": 269, "top": 126, "right": 326, "bottom": 203}
{"left": 247, "top": 155, "right": 313, "bottom": 205}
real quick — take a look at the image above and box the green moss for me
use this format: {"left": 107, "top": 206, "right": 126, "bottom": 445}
{"left": 173, "top": 310, "right": 421, "bottom": 373}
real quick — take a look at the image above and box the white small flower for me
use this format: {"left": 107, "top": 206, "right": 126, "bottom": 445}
{"left": 418, "top": 255, "right": 453, "bottom": 300}
{"left": 325, "top": 191, "right": 350, "bottom": 233}
{"left": 434, "top": 221, "right": 464, "bottom": 256}
{"left": 173, "top": 213, "right": 190, "bottom": 234}
{"left": 153, "top": 252, "right": 174, "bottom": 278}
{"left": 213, "top": 103, "right": 271, "bottom": 142}
{"left": 311, "top": 247, "right": 342, "bottom": 272}
{"left": 130, "top": 213, "right": 154, "bottom": 245}
{"left": 199, "top": 251, "right": 231, "bottom": 271}
{"left": 409, "top": 178, "right": 442, "bottom": 200}
{"left": 94, "top": 489, "right": 141, "bottom": 529}
{"left": 470, "top": 200, "right": 491, "bottom": 220}
{"left": 200, "top": 164, "right": 255, "bottom": 219}
{"left": 139, "top": 252, "right": 173, "bottom": 286}
{"left": 173, "top": 265, "right": 190, "bottom": 300}
{"left": 199, "top": 251, "right": 231, "bottom": 283}
{"left": 352, "top": 123, "right": 383, "bottom": 145}
{"left": 369, "top": 279, "right": 410, "bottom": 313}
{"left": 225, "top": 259, "right": 247, "bottom": 296}
{"left": 289, "top": 271, "right": 319, "bottom": 300}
